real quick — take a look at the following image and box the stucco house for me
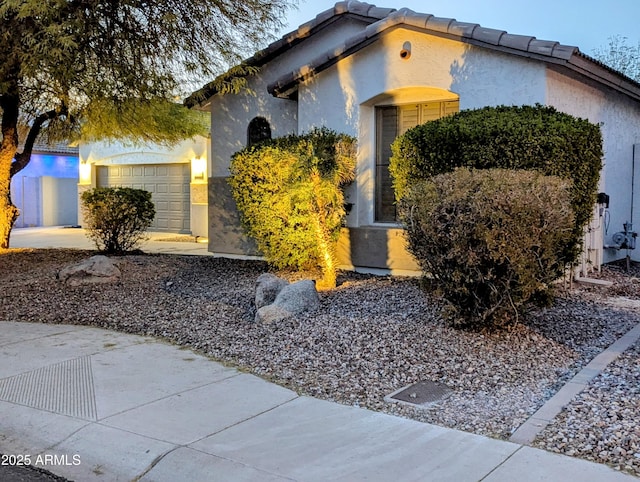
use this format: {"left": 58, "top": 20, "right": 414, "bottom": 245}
{"left": 187, "top": 0, "right": 640, "bottom": 274}
{"left": 77, "top": 137, "right": 209, "bottom": 237}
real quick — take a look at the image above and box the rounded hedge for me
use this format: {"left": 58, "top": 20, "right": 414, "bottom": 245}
{"left": 390, "top": 104, "right": 603, "bottom": 238}
{"left": 81, "top": 186, "right": 155, "bottom": 254}
{"left": 399, "top": 168, "right": 575, "bottom": 329}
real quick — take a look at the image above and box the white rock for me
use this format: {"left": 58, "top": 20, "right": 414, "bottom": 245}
{"left": 58, "top": 255, "right": 121, "bottom": 286}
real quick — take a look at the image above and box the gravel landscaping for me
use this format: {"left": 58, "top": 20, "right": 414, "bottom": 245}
{"left": 1, "top": 248, "right": 640, "bottom": 476}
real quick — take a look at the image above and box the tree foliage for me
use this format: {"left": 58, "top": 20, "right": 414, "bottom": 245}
{"left": 400, "top": 168, "right": 575, "bottom": 329}
{"left": 592, "top": 35, "right": 640, "bottom": 82}
{"left": 81, "top": 187, "right": 155, "bottom": 254}
{"left": 229, "top": 128, "right": 356, "bottom": 289}
{"left": 0, "top": 0, "right": 294, "bottom": 248}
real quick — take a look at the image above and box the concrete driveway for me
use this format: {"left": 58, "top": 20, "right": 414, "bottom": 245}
{"left": 8, "top": 226, "right": 211, "bottom": 256}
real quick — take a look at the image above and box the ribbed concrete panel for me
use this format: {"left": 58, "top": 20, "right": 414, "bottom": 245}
{"left": 0, "top": 356, "right": 97, "bottom": 420}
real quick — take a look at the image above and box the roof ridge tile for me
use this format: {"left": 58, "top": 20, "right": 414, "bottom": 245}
{"left": 425, "top": 15, "right": 455, "bottom": 34}
{"left": 499, "top": 33, "right": 535, "bottom": 51}
{"left": 346, "top": 0, "right": 376, "bottom": 16}
{"left": 449, "top": 21, "right": 479, "bottom": 37}
{"left": 402, "top": 12, "right": 434, "bottom": 30}
{"left": 472, "top": 27, "right": 506, "bottom": 45}
{"left": 368, "top": 6, "right": 397, "bottom": 19}
{"left": 363, "top": 15, "right": 396, "bottom": 38}
{"left": 333, "top": 1, "right": 350, "bottom": 15}
{"left": 552, "top": 43, "right": 579, "bottom": 60}
{"left": 528, "top": 38, "right": 560, "bottom": 56}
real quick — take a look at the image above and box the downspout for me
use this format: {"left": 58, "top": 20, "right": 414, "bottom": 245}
{"left": 632, "top": 144, "right": 636, "bottom": 227}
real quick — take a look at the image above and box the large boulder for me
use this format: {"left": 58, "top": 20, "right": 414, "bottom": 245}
{"left": 256, "top": 279, "right": 320, "bottom": 324}
{"left": 255, "top": 273, "right": 289, "bottom": 309}
{"left": 58, "top": 255, "right": 121, "bottom": 286}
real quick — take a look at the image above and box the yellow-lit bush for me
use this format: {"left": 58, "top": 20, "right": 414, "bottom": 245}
{"left": 229, "top": 128, "right": 356, "bottom": 289}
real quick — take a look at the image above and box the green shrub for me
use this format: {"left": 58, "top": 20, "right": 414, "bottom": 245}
{"left": 390, "top": 104, "right": 602, "bottom": 256}
{"left": 81, "top": 187, "right": 155, "bottom": 254}
{"left": 399, "top": 168, "right": 575, "bottom": 329}
{"left": 229, "top": 127, "right": 356, "bottom": 289}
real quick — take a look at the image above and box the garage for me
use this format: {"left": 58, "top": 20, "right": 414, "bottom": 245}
{"left": 96, "top": 164, "right": 191, "bottom": 233}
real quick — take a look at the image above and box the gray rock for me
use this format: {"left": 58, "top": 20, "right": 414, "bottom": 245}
{"left": 58, "top": 255, "right": 121, "bottom": 286}
{"left": 256, "top": 279, "right": 320, "bottom": 324}
{"left": 255, "top": 273, "right": 289, "bottom": 309}
{"left": 254, "top": 304, "right": 294, "bottom": 325}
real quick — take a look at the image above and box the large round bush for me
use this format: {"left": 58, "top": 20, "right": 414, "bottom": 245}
{"left": 390, "top": 104, "right": 602, "bottom": 255}
{"left": 399, "top": 168, "right": 575, "bottom": 329}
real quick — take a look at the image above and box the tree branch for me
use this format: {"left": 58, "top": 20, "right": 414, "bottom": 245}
{"left": 10, "top": 104, "right": 67, "bottom": 177}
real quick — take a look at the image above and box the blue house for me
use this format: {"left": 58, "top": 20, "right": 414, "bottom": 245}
{"left": 10, "top": 143, "right": 79, "bottom": 228}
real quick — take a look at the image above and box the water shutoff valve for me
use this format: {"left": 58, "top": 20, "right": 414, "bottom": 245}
{"left": 611, "top": 222, "right": 638, "bottom": 250}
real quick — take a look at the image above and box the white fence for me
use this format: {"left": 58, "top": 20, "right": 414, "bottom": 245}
{"left": 11, "top": 176, "right": 78, "bottom": 228}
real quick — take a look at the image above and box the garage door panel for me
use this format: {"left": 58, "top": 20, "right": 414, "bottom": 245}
{"left": 155, "top": 217, "right": 169, "bottom": 229}
{"left": 168, "top": 219, "right": 184, "bottom": 230}
{"left": 97, "top": 163, "right": 190, "bottom": 233}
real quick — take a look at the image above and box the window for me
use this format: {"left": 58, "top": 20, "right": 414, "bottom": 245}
{"left": 247, "top": 117, "right": 272, "bottom": 147}
{"left": 375, "top": 100, "right": 459, "bottom": 223}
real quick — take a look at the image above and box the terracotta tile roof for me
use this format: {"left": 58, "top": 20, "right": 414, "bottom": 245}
{"left": 267, "top": 0, "right": 394, "bottom": 59}
{"left": 267, "top": 3, "right": 585, "bottom": 98}
{"left": 186, "top": 1, "right": 640, "bottom": 106}
{"left": 185, "top": 1, "right": 391, "bottom": 107}
{"left": 32, "top": 142, "right": 79, "bottom": 156}
{"left": 16, "top": 140, "right": 79, "bottom": 156}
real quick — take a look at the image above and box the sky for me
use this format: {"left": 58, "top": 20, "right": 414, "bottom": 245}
{"left": 281, "top": 0, "right": 640, "bottom": 56}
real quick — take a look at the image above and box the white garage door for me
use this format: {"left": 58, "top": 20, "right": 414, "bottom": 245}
{"left": 96, "top": 164, "right": 190, "bottom": 233}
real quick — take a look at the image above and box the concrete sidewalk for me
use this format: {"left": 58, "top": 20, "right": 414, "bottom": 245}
{"left": 0, "top": 322, "right": 636, "bottom": 481}
{"left": 9, "top": 226, "right": 211, "bottom": 256}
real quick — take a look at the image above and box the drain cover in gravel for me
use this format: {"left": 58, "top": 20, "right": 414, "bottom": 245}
{"left": 386, "top": 380, "right": 453, "bottom": 407}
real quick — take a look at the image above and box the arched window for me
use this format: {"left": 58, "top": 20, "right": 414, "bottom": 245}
{"left": 247, "top": 117, "right": 272, "bottom": 147}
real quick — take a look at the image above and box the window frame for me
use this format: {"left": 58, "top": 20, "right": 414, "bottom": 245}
{"left": 374, "top": 99, "right": 459, "bottom": 224}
